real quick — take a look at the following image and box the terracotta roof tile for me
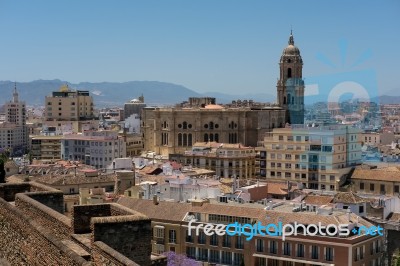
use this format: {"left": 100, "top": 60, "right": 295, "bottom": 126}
{"left": 333, "top": 192, "right": 366, "bottom": 204}
{"left": 351, "top": 167, "right": 400, "bottom": 182}
{"left": 304, "top": 195, "right": 334, "bottom": 205}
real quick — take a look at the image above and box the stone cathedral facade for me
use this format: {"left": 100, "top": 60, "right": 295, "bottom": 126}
{"left": 142, "top": 32, "right": 305, "bottom": 156}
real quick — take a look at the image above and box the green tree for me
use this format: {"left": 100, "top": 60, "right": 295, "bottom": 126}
{"left": 0, "top": 150, "right": 8, "bottom": 183}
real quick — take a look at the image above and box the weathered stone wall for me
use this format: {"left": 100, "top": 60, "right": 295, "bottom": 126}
{"left": 15, "top": 193, "right": 71, "bottom": 239}
{"left": 92, "top": 216, "right": 152, "bottom": 266}
{"left": 27, "top": 190, "right": 65, "bottom": 213}
{"left": 0, "top": 183, "right": 30, "bottom": 201}
{"left": 387, "top": 229, "right": 400, "bottom": 263}
{"left": 72, "top": 204, "right": 112, "bottom": 234}
{"left": 0, "top": 198, "right": 89, "bottom": 266}
{"left": 110, "top": 203, "right": 137, "bottom": 216}
{"left": 92, "top": 241, "right": 140, "bottom": 266}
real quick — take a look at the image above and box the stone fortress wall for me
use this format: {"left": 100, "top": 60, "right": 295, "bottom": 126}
{"left": 0, "top": 182, "right": 166, "bottom": 266}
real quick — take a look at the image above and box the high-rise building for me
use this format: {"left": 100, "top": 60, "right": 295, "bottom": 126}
{"left": 0, "top": 85, "right": 28, "bottom": 155}
{"left": 45, "top": 84, "right": 94, "bottom": 121}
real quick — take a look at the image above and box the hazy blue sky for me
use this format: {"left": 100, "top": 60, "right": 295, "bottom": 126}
{"left": 0, "top": 0, "right": 398, "bottom": 95}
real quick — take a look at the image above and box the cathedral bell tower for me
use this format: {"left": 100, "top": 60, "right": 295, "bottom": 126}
{"left": 277, "top": 30, "right": 305, "bottom": 124}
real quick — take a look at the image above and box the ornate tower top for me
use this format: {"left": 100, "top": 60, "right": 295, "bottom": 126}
{"left": 12, "top": 82, "right": 19, "bottom": 103}
{"left": 288, "top": 29, "right": 294, "bottom": 45}
{"left": 281, "top": 30, "right": 302, "bottom": 59}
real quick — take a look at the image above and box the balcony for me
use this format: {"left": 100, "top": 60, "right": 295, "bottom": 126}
{"left": 154, "top": 236, "right": 165, "bottom": 245}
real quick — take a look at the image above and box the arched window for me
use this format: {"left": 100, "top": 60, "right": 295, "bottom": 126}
{"left": 283, "top": 96, "right": 286, "bottom": 105}
{"left": 287, "top": 94, "right": 291, "bottom": 104}
{"left": 183, "top": 121, "right": 187, "bottom": 129}
{"left": 287, "top": 68, "right": 292, "bottom": 78}
{"left": 210, "top": 133, "right": 214, "bottom": 142}
{"left": 209, "top": 122, "right": 214, "bottom": 130}
{"left": 215, "top": 133, "right": 219, "bottom": 143}
{"left": 204, "top": 133, "right": 208, "bottom": 142}
{"left": 178, "top": 133, "right": 182, "bottom": 146}
{"left": 292, "top": 96, "right": 295, "bottom": 104}
{"left": 188, "top": 134, "right": 192, "bottom": 146}
{"left": 183, "top": 133, "right": 187, "bottom": 146}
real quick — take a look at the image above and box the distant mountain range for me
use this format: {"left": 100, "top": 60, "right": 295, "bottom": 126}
{"left": 0, "top": 79, "right": 398, "bottom": 107}
{"left": 0, "top": 80, "right": 275, "bottom": 107}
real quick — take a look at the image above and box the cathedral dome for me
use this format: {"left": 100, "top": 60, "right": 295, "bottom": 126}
{"left": 282, "top": 30, "right": 301, "bottom": 56}
{"left": 283, "top": 44, "right": 300, "bottom": 56}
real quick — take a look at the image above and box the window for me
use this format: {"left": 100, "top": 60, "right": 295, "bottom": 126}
{"left": 326, "top": 247, "right": 334, "bottom": 261}
{"left": 210, "top": 234, "right": 218, "bottom": 246}
{"left": 210, "top": 250, "right": 219, "bottom": 263}
{"left": 186, "top": 247, "right": 196, "bottom": 259}
{"left": 233, "top": 253, "right": 243, "bottom": 266}
{"left": 154, "top": 226, "right": 164, "bottom": 238}
{"left": 279, "top": 135, "right": 284, "bottom": 141}
{"left": 359, "top": 205, "right": 364, "bottom": 213}
{"left": 370, "top": 184, "right": 375, "bottom": 191}
{"left": 169, "top": 229, "right": 176, "bottom": 244}
{"left": 221, "top": 251, "right": 232, "bottom": 264}
{"left": 283, "top": 242, "right": 291, "bottom": 256}
{"left": 360, "top": 182, "right": 365, "bottom": 190}
{"left": 380, "top": 184, "right": 385, "bottom": 193}
{"left": 256, "top": 239, "right": 264, "bottom": 252}
{"left": 311, "top": 245, "right": 319, "bottom": 259}
{"left": 198, "top": 231, "right": 206, "bottom": 244}
{"left": 222, "top": 235, "right": 231, "bottom": 247}
{"left": 395, "top": 185, "right": 399, "bottom": 193}
{"left": 269, "top": 240, "right": 277, "bottom": 254}
{"left": 186, "top": 230, "right": 193, "bottom": 242}
{"left": 297, "top": 244, "right": 304, "bottom": 257}
{"left": 235, "top": 236, "right": 244, "bottom": 249}
{"left": 198, "top": 248, "right": 208, "bottom": 261}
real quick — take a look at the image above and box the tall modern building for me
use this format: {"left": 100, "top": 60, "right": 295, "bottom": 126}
{"left": 0, "top": 85, "right": 28, "bottom": 155}
{"left": 45, "top": 85, "right": 94, "bottom": 121}
{"left": 277, "top": 30, "right": 305, "bottom": 125}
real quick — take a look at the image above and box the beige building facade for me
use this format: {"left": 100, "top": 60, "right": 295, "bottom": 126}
{"left": 142, "top": 104, "right": 286, "bottom": 156}
{"left": 45, "top": 85, "right": 94, "bottom": 121}
{"left": 171, "top": 142, "right": 256, "bottom": 179}
{"left": 256, "top": 125, "right": 362, "bottom": 190}
{"left": 30, "top": 135, "right": 62, "bottom": 160}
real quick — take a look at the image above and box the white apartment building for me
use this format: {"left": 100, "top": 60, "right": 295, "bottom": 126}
{"left": 61, "top": 130, "right": 126, "bottom": 169}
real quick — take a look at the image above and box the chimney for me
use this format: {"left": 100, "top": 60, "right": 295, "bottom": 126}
{"left": 347, "top": 208, "right": 351, "bottom": 222}
{"left": 132, "top": 161, "right": 136, "bottom": 187}
{"left": 153, "top": 195, "right": 159, "bottom": 205}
